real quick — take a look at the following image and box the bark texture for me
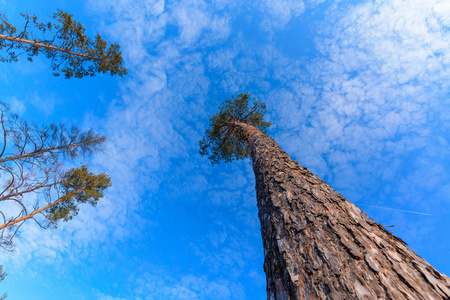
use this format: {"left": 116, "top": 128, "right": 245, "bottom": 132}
{"left": 237, "top": 123, "right": 450, "bottom": 300}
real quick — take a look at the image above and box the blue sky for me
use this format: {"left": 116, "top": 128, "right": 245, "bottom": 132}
{"left": 0, "top": 0, "right": 449, "bottom": 299}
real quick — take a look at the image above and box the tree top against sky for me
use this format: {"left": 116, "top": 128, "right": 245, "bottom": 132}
{"left": 199, "top": 93, "right": 272, "bottom": 165}
{"left": 0, "top": 104, "right": 111, "bottom": 251}
{"left": 2, "top": 0, "right": 450, "bottom": 298}
{"left": 0, "top": 9, "right": 127, "bottom": 79}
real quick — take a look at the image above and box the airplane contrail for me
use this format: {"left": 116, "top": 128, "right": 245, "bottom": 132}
{"left": 357, "top": 204, "right": 432, "bottom": 216}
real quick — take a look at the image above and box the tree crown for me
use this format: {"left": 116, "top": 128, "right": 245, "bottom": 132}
{"left": 199, "top": 93, "right": 271, "bottom": 165}
{"left": 0, "top": 9, "right": 127, "bottom": 78}
{"left": 47, "top": 165, "right": 111, "bottom": 226}
{"left": 0, "top": 104, "right": 110, "bottom": 250}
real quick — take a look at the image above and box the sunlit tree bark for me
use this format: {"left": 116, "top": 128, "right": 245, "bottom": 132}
{"left": 201, "top": 94, "right": 450, "bottom": 299}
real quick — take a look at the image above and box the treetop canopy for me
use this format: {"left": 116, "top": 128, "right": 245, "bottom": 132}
{"left": 199, "top": 93, "right": 271, "bottom": 165}
{"left": 0, "top": 9, "right": 127, "bottom": 78}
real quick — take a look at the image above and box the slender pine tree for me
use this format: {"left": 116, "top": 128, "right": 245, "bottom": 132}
{"left": 0, "top": 10, "right": 127, "bottom": 78}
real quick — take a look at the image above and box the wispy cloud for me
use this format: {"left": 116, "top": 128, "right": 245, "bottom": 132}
{"left": 261, "top": 0, "right": 450, "bottom": 179}
{"left": 356, "top": 204, "right": 432, "bottom": 216}
{"left": 2, "top": 0, "right": 449, "bottom": 297}
{"left": 264, "top": 0, "right": 450, "bottom": 251}
{"left": 259, "top": 0, "right": 305, "bottom": 31}
{"left": 133, "top": 271, "right": 246, "bottom": 300}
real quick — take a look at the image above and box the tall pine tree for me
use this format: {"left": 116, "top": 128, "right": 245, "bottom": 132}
{"left": 200, "top": 93, "right": 450, "bottom": 299}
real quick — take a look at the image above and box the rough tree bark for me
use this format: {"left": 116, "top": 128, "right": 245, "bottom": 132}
{"left": 236, "top": 122, "right": 450, "bottom": 300}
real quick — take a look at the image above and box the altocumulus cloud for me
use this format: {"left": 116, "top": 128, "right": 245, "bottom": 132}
{"left": 266, "top": 0, "right": 450, "bottom": 252}
{"left": 2, "top": 0, "right": 449, "bottom": 298}
{"left": 133, "top": 272, "right": 245, "bottom": 300}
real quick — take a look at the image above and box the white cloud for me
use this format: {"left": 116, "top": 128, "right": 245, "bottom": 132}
{"left": 269, "top": 0, "right": 450, "bottom": 181}
{"left": 6, "top": 97, "right": 26, "bottom": 115}
{"left": 172, "top": 1, "right": 210, "bottom": 44}
{"left": 1, "top": 0, "right": 220, "bottom": 269}
{"left": 169, "top": 0, "right": 232, "bottom": 46}
{"left": 259, "top": 0, "right": 305, "bottom": 31}
{"left": 433, "top": 1, "right": 450, "bottom": 26}
{"left": 95, "top": 291, "right": 127, "bottom": 300}
{"left": 305, "top": 0, "right": 325, "bottom": 6}
{"left": 4, "top": 0, "right": 450, "bottom": 296}
{"left": 133, "top": 272, "right": 245, "bottom": 300}
{"left": 88, "top": 0, "right": 168, "bottom": 66}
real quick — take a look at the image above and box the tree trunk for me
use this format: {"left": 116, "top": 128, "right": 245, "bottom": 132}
{"left": 235, "top": 122, "right": 450, "bottom": 300}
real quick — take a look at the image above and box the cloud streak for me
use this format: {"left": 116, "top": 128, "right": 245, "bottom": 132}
{"left": 356, "top": 204, "right": 432, "bottom": 216}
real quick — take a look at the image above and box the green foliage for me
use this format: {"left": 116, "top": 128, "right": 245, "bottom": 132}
{"left": 0, "top": 10, "right": 127, "bottom": 78}
{"left": 47, "top": 165, "right": 111, "bottom": 226}
{"left": 199, "top": 93, "right": 271, "bottom": 165}
{"left": 0, "top": 103, "right": 111, "bottom": 250}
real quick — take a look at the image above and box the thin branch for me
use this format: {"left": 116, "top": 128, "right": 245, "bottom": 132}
{"left": 0, "top": 136, "right": 104, "bottom": 163}
{"left": 241, "top": 105, "right": 258, "bottom": 122}
{"left": 0, "top": 111, "right": 7, "bottom": 158}
{"left": 226, "top": 108, "right": 237, "bottom": 122}
{"left": 216, "top": 127, "right": 234, "bottom": 151}
{"left": 0, "top": 179, "right": 66, "bottom": 201}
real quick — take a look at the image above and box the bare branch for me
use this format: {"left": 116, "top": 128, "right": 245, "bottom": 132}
{"left": 0, "top": 105, "right": 110, "bottom": 248}
{"left": 0, "top": 110, "right": 7, "bottom": 158}
{"left": 0, "top": 136, "right": 105, "bottom": 163}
